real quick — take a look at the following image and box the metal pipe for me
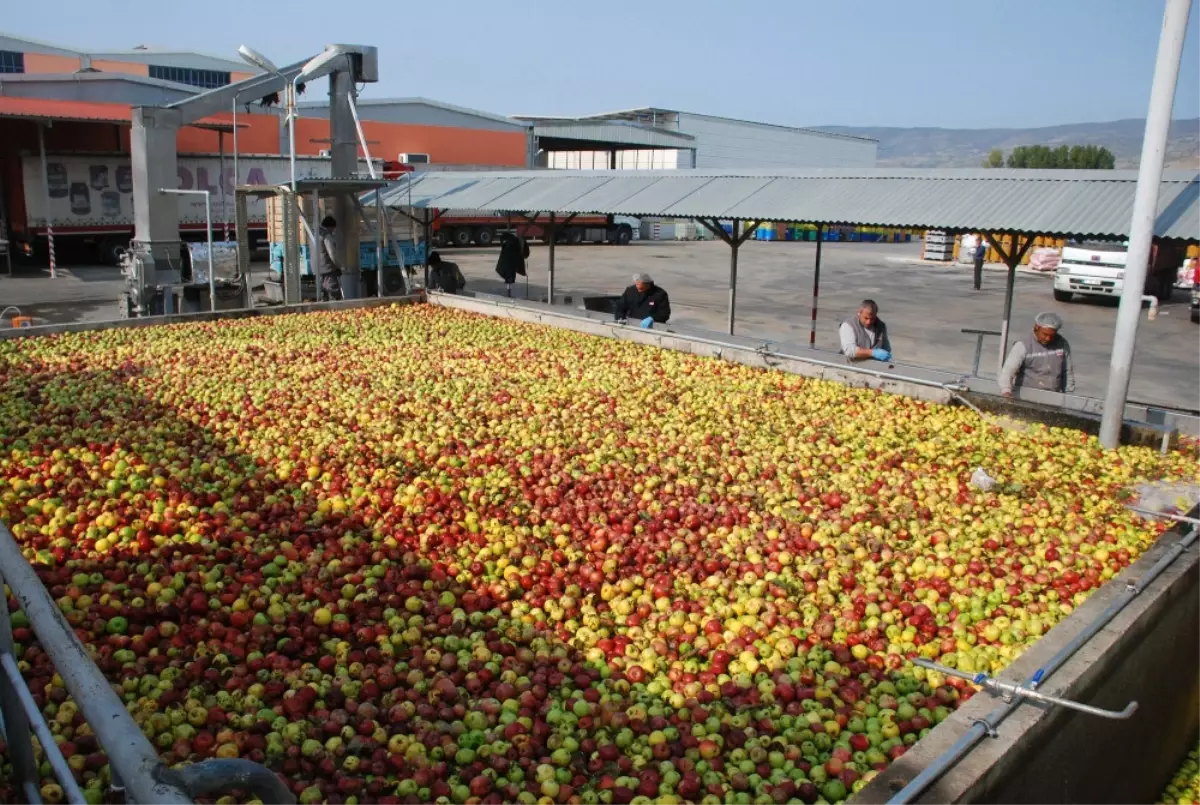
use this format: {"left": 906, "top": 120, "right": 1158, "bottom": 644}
{"left": 218, "top": 131, "right": 228, "bottom": 242}
{"left": 912, "top": 658, "right": 1137, "bottom": 720}
{"left": 1100, "top": 0, "right": 1193, "bottom": 448}
{"left": 159, "top": 189, "right": 216, "bottom": 312}
{"left": 168, "top": 758, "right": 295, "bottom": 804}
{"left": 37, "top": 122, "right": 56, "bottom": 279}
{"left": 346, "top": 95, "right": 376, "bottom": 179}
{"left": 809, "top": 224, "right": 823, "bottom": 347}
{"left": 1142, "top": 294, "right": 1160, "bottom": 321}
{"left": 1, "top": 654, "right": 87, "bottom": 804}
{"left": 0, "top": 566, "right": 40, "bottom": 802}
{"left": 0, "top": 523, "right": 194, "bottom": 804}
{"left": 1128, "top": 506, "right": 1200, "bottom": 526}
{"left": 887, "top": 523, "right": 1199, "bottom": 804}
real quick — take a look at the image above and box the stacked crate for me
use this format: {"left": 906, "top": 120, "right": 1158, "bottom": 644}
{"left": 922, "top": 230, "right": 955, "bottom": 262}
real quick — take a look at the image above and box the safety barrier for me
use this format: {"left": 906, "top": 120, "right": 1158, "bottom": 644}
{"left": 0, "top": 521, "right": 295, "bottom": 805}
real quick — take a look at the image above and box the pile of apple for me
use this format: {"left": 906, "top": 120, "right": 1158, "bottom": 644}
{"left": 0, "top": 304, "right": 1195, "bottom": 805}
{"left": 1161, "top": 748, "right": 1200, "bottom": 805}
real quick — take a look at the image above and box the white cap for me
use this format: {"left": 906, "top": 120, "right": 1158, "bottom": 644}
{"left": 1035, "top": 312, "right": 1063, "bottom": 330}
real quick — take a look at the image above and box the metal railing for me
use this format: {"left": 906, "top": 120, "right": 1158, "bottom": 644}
{"left": 0, "top": 521, "right": 295, "bottom": 805}
{"left": 886, "top": 517, "right": 1199, "bottom": 804}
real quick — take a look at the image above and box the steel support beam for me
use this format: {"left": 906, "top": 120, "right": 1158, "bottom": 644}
{"left": 547, "top": 212, "right": 556, "bottom": 304}
{"left": 1101, "top": 0, "right": 1193, "bottom": 448}
{"left": 329, "top": 57, "right": 360, "bottom": 299}
{"left": 995, "top": 234, "right": 1038, "bottom": 375}
{"left": 130, "top": 106, "right": 185, "bottom": 285}
{"left": 810, "top": 224, "right": 824, "bottom": 347}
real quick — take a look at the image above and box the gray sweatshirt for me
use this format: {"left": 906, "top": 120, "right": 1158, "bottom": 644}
{"left": 999, "top": 333, "right": 1075, "bottom": 394}
{"left": 839, "top": 318, "right": 891, "bottom": 358}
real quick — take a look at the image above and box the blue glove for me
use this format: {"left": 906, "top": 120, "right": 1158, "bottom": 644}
{"left": 640, "top": 317, "right": 654, "bottom": 329}
{"left": 871, "top": 348, "right": 892, "bottom": 361}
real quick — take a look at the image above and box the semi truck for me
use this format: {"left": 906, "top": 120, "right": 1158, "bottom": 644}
{"left": 6, "top": 153, "right": 370, "bottom": 265}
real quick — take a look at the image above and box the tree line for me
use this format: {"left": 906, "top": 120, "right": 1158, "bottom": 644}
{"left": 982, "top": 144, "right": 1116, "bottom": 169}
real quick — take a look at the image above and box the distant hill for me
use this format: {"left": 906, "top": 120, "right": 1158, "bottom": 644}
{"left": 818, "top": 118, "right": 1199, "bottom": 169}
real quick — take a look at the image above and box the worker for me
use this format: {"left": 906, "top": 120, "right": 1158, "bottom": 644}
{"left": 973, "top": 235, "right": 988, "bottom": 287}
{"left": 616, "top": 273, "right": 671, "bottom": 328}
{"left": 999, "top": 312, "right": 1075, "bottom": 397}
{"left": 495, "top": 231, "right": 529, "bottom": 297}
{"left": 428, "top": 251, "right": 466, "bottom": 294}
{"left": 317, "top": 216, "right": 343, "bottom": 302}
{"left": 839, "top": 299, "right": 892, "bottom": 362}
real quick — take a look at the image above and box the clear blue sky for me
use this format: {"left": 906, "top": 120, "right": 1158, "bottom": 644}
{"left": 8, "top": 0, "right": 1199, "bottom": 129}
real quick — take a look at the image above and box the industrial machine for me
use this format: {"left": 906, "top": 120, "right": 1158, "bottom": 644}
{"left": 122, "top": 43, "right": 379, "bottom": 317}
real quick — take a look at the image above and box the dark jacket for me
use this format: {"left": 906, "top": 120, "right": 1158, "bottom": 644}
{"left": 495, "top": 232, "right": 529, "bottom": 283}
{"left": 430, "top": 261, "right": 466, "bottom": 293}
{"left": 616, "top": 283, "right": 671, "bottom": 323}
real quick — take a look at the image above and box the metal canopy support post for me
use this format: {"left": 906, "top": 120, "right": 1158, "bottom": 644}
{"left": 985, "top": 233, "right": 1037, "bottom": 375}
{"left": 692, "top": 217, "right": 760, "bottom": 335}
{"left": 37, "top": 122, "right": 56, "bottom": 278}
{"left": 547, "top": 212, "right": 556, "bottom": 304}
{"left": 375, "top": 189, "right": 384, "bottom": 298}
{"left": 1101, "top": 0, "right": 1193, "bottom": 448}
{"left": 218, "top": 131, "right": 229, "bottom": 241}
{"left": 810, "top": 224, "right": 824, "bottom": 347}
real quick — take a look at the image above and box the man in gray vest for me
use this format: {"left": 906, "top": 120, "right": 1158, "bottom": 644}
{"left": 999, "top": 312, "right": 1075, "bottom": 397}
{"left": 839, "top": 299, "right": 892, "bottom": 362}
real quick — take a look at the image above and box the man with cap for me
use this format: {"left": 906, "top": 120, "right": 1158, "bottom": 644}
{"left": 839, "top": 299, "right": 893, "bottom": 362}
{"left": 616, "top": 273, "right": 671, "bottom": 328}
{"left": 999, "top": 312, "right": 1075, "bottom": 397}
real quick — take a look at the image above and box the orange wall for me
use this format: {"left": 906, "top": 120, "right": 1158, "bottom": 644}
{"left": 88, "top": 59, "right": 150, "bottom": 76}
{"left": 22, "top": 52, "right": 164, "bottom": 77}
{"left": 23, "top": 53, "right": 80, "bottom": 73}
{"left": 176, "top": 112, "right": 280, "bottom": 154}
{"left": 292, "top": 118, "right": 527, "bottom": 166}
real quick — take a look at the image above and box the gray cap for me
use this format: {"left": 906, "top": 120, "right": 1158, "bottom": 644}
{"left": 633, "top": 272, "right": 653, "bottom": 284}
{"left": 1035, "top": 311, "right": 1063, "bottom": 330}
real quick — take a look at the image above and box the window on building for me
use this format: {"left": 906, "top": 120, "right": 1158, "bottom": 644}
{"left": 0, "top": 50, "right": 25, "bottom": 74}
{"left": 149, "top": 65, "right": 230, "bottom": 89}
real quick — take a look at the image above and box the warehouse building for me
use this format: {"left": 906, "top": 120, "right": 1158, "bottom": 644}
{"left": 295, "top": 97, "right": 534, "bottom": 168}
{"left": 514, "top": 107, "right": 878, "bottom": 170}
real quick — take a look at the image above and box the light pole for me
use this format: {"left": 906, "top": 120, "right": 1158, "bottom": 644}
{"left": 236, "top": 45, "right": 298, "bottom": 193}
{"left": 1097, "top": 0, "right": 1193, "bottom": 448}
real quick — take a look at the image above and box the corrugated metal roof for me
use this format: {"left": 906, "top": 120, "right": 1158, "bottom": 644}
{"left": 378, "top": 169, "right": 1199, "bottom": 240}
{"left": 0, "top": 97, "right": 239, "bottom": 131}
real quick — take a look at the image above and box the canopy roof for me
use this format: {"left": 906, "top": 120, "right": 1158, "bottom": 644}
{"left": 377, "top": 168, "right": 1199, "bottom": 240}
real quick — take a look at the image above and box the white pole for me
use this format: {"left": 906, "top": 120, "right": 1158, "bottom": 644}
{"left": 1098, "top": 0, "right": 1193, "bottom": 448}
{"left": 37, "top": 123, "right": 56, "bottom": 279}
